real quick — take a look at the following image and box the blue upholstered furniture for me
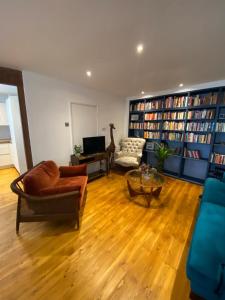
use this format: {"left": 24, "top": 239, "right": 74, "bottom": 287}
{"left": 187, "top": 174, "right": 225, "bottom": 300}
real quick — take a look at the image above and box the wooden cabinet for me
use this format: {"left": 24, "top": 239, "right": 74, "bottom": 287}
{"left": 70, "top": 152, "right": 109, "bottom": 181}
{"left": 0, "top": 143, "right": 12, "bottom": 167}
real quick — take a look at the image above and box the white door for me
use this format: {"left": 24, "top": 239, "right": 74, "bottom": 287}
{"left": 71, "top": 103, "right": 98, "bottom": 149}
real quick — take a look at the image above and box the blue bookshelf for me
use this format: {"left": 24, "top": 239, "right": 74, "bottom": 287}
{"left": 128, "top": 87, "right": 225, "bottom": 184}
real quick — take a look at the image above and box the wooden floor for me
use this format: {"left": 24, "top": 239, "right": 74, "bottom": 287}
{"left": 0, "top": 168, "right": 202, "bottom": 300}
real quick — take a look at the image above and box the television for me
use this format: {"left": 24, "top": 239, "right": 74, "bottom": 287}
{"left": 83, "top": 136, "right": 105, "bottom": 155}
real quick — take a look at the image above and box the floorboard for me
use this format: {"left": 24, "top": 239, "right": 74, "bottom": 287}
{"left": 0, "top": 168, "right": 202, "bottom": 300}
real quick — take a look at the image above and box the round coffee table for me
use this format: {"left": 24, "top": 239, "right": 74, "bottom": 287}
{"left": 125, "top": 169, "right": 164, "bottom": 207}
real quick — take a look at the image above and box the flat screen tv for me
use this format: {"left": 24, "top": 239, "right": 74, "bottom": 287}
{"left": 83, "top": 136, "right": 105, "bottom": 155}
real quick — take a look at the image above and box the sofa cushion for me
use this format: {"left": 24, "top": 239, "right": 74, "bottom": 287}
{"left": 57, "top": 176, "right": 88, "bottom": 207}
{"left": 187, "top": 202, "right": 225, "bottom": 294}
{"left": 24, "top": 161, "right": 60, "bottom": 196}
{"left": 59, "top": 164, "right": 87, "bottom": 177}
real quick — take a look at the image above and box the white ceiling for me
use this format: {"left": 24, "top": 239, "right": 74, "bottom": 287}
{"left": 0, "top": 0, "right": 225, "bottom": 97}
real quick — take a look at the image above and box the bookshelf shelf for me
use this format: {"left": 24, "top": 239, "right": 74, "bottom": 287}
{"left": 161, "top": 139, "right": 183, "bottom": 143}
{"left": 210, "top": 162, "right": 225, "bottom": 166}
{"left": 128, "top": 86, "right": 225, "bottom": 183}
{"left": 183, "top": 157, "right": 208, "bottom": 162}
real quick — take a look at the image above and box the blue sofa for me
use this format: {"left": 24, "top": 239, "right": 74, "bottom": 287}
{"left": 187, "top": 174, "right": 225, "bottom": 300}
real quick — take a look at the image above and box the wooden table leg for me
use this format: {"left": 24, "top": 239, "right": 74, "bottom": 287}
{"left": 152, "top": 186, "right": 162, "bottom": 198}
{"left": 127, "top": 180, "right": 137, "bottom": 197}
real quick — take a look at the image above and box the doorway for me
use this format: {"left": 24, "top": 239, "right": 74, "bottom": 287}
{"left": 0, "top": 84, "right": 27, "bottom": 173}
{"left": 0, "top": 67, "right": 33, "bottom": 173}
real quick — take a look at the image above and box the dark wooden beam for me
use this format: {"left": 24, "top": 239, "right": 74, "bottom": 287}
{"left": 0, "top": 66, "right": 33, "bottom": 169}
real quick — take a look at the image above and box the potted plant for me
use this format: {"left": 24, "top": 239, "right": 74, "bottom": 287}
{"left": 155, "top": 142, "right": 173, "bottom": 172}
{"left": 74, "top": 145, "right": 82, "bottom": 157}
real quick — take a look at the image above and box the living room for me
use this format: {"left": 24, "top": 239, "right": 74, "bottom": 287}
{"left": 0, "top": 1, "right": 225, "bottom": 300}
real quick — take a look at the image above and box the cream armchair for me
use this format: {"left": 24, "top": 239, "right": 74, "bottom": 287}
{"left": 114, "top": 138, "right": 146, "bottom": 167}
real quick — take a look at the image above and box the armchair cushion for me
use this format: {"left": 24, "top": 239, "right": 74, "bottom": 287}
{"left": 40, "top": 184, "right": 81, "bottom": 196}
{"left": 24, "top": 161, "right": 59, "bottom": 196}
{"left": 114, "top": 156, "right": 140, "bottom": 167}
{"left": 59, "top": 164, "right": 87, "bottom": 177}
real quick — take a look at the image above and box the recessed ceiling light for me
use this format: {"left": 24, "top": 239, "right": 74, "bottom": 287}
{"left": 141, "top": 91, "right": 145, "bottom": 95}
{"left": 179, "top": 83, "right": 184, "bottom": 87}
{"left": 137, "top": 44, "right": 144, "bottom": 54}
{"left": 86, "top": 70, "right": 92, "bottom": 77}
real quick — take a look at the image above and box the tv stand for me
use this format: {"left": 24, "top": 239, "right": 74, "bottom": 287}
{"left": 70, "top": 152, "right": 109, "bottom": 181}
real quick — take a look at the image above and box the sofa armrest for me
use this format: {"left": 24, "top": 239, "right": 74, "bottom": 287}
{"left": 59, "top": 164, "right": 87, "bottom": 177}
{"left": 202, "top": 178, "right": 225, "bottom": 207}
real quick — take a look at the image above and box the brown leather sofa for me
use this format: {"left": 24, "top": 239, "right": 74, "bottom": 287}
{"left": 10, "top": 160, "right": 88, "bottom": 233}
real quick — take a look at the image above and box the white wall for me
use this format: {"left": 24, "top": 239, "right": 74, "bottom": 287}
{"left": 6, "top": 96, "right": 27, "bottom": 174}
{"left": 23, "top": 71, "right": 126, "bottom": 165}
{"left": 0, "top": 102, "right": 9, "bottom": 125}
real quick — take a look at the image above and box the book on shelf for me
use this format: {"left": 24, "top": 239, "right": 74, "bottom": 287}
{"left": 184, "top": 148, "right": 201, "bottom": 159}
{"left": 129, "top": 122, "right": 143, "bottom": 130}
{"left": 144, "top": 131, "right": 160, "bottom": 139}
{"left": 184, "top": 133, "right": 212, "bottom": 144}
{"left": 216, "top": 122, "right": 225, "bottom": 132}
{"left": 186, "top": 121, "right": 214, "bottom": 132}
{"left": 130, "top": 102, "right": 145, "bottom": 111}
{"left": 219, "top": 113, "right": 225, "bottom": 119}
{"left": 163, "top": 121, "right": 185, "bottom": 131}
{"left": 187, "top": 93, "right": 218, "bottom": 107}
{"left": 144, "top": 122, "right": 160, "bottom": 130}
{"left": 173, "top": 147, "right": 182, "bottom": 155}
{"left": 163, "top": 111, "right": 186, "bottom": 120}
{"left": 145, "top": 112, "right": 162, "bottom": 120}
{"left": 211, "top": 153, "right": 225, "bottom": 165}
{"left": 145, "top": 100, "right": 162, "bottom": 110}
{"left": 130, "top": 114, "right": 139, "bottom": 121}
{"left": 146, "top": 141, "right": 155, "bottom": 151}
{"left": 165, "top": 96, "right": 188, "bottom": 108}
{"left": 161, "top": 132, "right": 183, "bottom": 141}
{"left": 187, "top": 109, "right": 215, "bottom": 120}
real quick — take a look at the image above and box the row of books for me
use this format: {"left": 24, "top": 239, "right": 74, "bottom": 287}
{"left": 163, "top": 111, "right": 185, "bottom": 120}
{"left": 144, "top": 131, "right": 160, "bottom": 139}
{"left": 184, "top": 148, "right": 201, "bottom": 159}
{"left": 163, "top": 121, "right": 185, "bottom": 131}
{"left": 184, "top": 133, "right": 212, "bottom": 144}
{"left": 162, "top": 132, "right": 183, "bottom": 141}
{"left": 129, "top": 122, "right": 143, "bottom": 130}
{"left": 145, "top": 112, "right": 162, "bottom": 120}
{"left": 145, "top": 100, "right": 162, "bottom": 110}
{"left": 165, "top": 96, "right": 188, "bottom": 108}
{"left": 215, "top": 123, "right": 225, "bottom": 132}
{"left": 144, "top": 122, "right": 160, "bottom": 130}
{"left": 130, "top": 102, "right": 145, "bottom": 111}
{"left": 186, "top": 122, "right": 214, "bottom": 132}
{"left": 187, "top": 109, "right": 215, "bottom": 120}
{"left": 130, "top": 93, "right": 219, "bottom": 112}
{"left": 187, "top": 93, "right": 218, "bottom": 107}
{"left": 211, "top": 153, "right": 225, "bottom": 165}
